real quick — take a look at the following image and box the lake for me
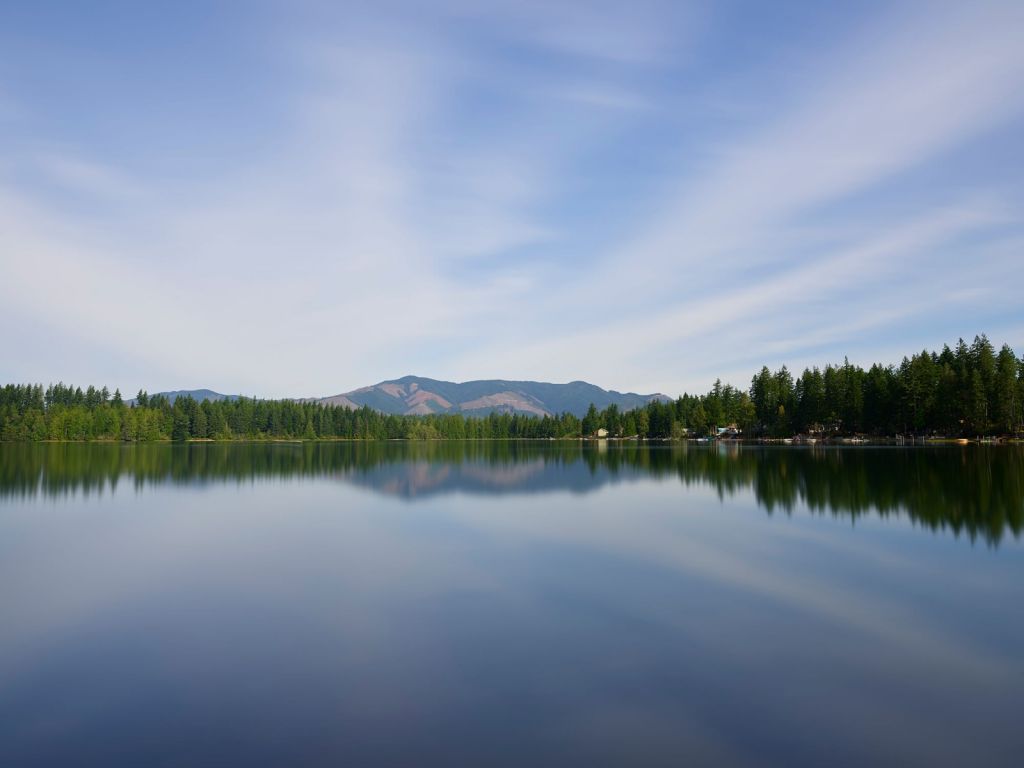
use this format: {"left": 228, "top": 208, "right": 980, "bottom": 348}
{"left": 1, "top": 442, "right": 1022, "bottom": 766}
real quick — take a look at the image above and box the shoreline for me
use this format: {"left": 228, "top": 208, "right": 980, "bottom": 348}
{"left": 2, "top": 436, "right": 1021, "bottom": 445}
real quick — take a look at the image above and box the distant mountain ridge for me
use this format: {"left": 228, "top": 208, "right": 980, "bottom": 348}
{"left": 141, "top": 378, "right": 669, "bottom": 417}
{"left": 133, "top": 389, "right": 239, "bottom": 405}
{"left": 315, "top": 376, "right": 669, "bottom": 417}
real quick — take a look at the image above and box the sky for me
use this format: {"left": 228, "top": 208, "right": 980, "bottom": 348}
{"left": 1, "top": 0, "right": 1022, "bottom": 399}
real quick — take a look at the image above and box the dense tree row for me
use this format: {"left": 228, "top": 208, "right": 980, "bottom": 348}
{"left": 584, "top": 335, "right": 1024, "bottom": 438}
{"left": 746, "top": 335, "right": 1023, "bottom": 437}
{"left": 0, "top": 384, "right": 584, "bottom": 441}
{"left": 2, "top": 335, "right": 1022, "bottom": 441}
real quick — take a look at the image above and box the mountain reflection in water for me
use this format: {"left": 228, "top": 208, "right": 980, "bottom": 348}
{"left": 2, "top": 442, "right": 1021, "bottom": 543}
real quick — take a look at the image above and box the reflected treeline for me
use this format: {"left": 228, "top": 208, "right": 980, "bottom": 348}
{"left": 1, "top": 442, "right": 1022, "bottom": 543}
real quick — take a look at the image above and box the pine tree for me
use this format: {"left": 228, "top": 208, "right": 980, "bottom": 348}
{"left": 582, "top": 404, "right": 600, "bottom": 436}
{"left": 968, "top": 370, "right": 987, "bottom": 435}
{"left": 994, "top": 345, "right": 1019, "bottom": 434}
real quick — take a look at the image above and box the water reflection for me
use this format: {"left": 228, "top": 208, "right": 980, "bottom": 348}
{"left": 2, "top": 442, "right": 1021, "bottom": 543}
{"left": 2, "top": 441, "right": 1023, "bottom": 766}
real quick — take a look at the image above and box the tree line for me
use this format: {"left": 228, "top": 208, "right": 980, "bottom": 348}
{"left": 580, "top": 335, "right": 1022, "bottom": 438}
{"left": 0, "top": 383, "right": 586, "bottom": 441}
{"left": 1, "top": 335, "right": 1022, "bottom": 441}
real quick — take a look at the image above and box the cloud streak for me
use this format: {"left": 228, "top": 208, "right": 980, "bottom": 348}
{"left": 0, "top": 1, "right": 1021, "bottom": 396}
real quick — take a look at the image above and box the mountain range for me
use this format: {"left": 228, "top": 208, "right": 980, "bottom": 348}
{"left": 136, "top": 389, "right": 239, "bottom": 405}
{"left": 148, "top": 377, "right": 669, "bottom": 417}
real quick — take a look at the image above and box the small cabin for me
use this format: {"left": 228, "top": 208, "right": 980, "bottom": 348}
{"left": 595, "top": 428, "right": 609, "bottom": 439}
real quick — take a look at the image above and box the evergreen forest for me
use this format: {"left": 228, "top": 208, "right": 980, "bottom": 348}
{"left": 2, "top": 335, "right": 1021, "bottom": 441}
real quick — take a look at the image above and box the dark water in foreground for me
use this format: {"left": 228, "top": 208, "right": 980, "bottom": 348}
{"left": 1, "top": 442, "right": 1022, "bottom": 766}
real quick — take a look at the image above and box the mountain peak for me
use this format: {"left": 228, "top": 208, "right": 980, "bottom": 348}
{"left": 318, "top": 377, "right": 668, "bottom": 417}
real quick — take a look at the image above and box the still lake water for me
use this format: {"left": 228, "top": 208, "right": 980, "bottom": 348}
{"left": 1, "top": 442, "right": 1022, "bottom": 766}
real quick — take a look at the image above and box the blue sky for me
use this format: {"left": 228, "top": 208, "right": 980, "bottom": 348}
{"left": 1, "top": 0, "right": 1022, "bottom": 398}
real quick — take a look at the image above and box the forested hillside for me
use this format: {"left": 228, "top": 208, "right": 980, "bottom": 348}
{"left": 316, "top": 375, "right": 668, "bottom": 416}
{"left": 2, "top": 335, "right": 1021, "bottom": 441}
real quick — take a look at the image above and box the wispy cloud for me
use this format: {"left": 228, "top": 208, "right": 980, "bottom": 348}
{"left": 601, "top": 1, "right": 1024, "bottom": 288}
{"left": 0, "top": 1, "right": 1021, "bottom": 395}
{"left": 472, "top": 0, "right": 1024, "bottom": 391}
{"left": 446, "top": 0, "right": 698, "bottom": 64}
{"left": 449, "top": 201, "right": 1012, "bottom": 389}
{"left": 31, "top": 153, "right": 141, "bottom": 200}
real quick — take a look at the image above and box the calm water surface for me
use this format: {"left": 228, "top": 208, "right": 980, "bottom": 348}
{"left": 1, "top": 442, "right": 1022, "bottom": 766}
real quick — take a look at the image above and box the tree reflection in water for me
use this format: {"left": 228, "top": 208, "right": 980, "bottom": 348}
{"left": 1, "top": 442, "right": 1021, "bottom": 544}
